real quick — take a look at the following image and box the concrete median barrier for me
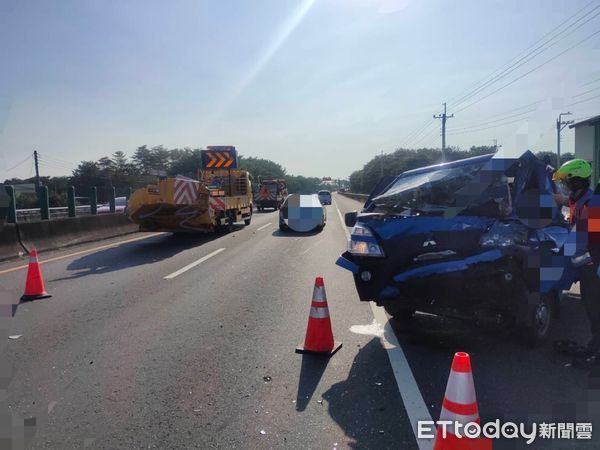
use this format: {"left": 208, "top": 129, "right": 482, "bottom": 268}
{"left": 338, "top": 192, "right": 369, "bottom": 202}
{"left": 0, "top": 214, "right": 138, "bottom": 261}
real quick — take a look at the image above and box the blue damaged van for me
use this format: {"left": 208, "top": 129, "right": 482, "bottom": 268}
{"left": 337, "top": 151, "right": 579, "bottom": 345}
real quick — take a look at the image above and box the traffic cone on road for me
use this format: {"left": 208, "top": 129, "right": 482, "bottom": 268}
{"left": 433, "top": 352, "right": 492, "bottom": 450}
{"left": 20, "top": 249, "right": 52, "bottom": 302}
{"left": 296, "top": 277, "right": 342, "bottom": 356}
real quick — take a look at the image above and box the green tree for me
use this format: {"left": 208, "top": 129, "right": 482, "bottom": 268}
{"left": 348, "top": 146, "right": 498, "bottom": 193}
{"left": 238, "top": 156, "right": 286, "bottom": 180}
{"left": 169, "top": 148, "right": 203, "bottom": 178}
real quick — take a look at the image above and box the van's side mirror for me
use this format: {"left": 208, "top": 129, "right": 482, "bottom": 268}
{"left": 345, "top": 211, "right": 357, "bottom": 227}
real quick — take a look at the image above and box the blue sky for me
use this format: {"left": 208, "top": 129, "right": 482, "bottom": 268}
{"left": 1, "top": 0, "right": 599, "bottom": 181}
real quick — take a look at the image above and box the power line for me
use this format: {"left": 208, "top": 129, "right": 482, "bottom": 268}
{"left": 565, "top": 93, "right": 600, "bottom": 107}
{"left": 412, "top": 127, "right": 440, "bottom": 147}
{"left": 453, "top": 28, "right": 600, "bottom": 114}
{"left": 448, "top": 1, "right": 600, "bottom": 110}
{"left": 580, "top": 75, "right": 600, "bottom": 87}
{"left": 572, "top": 85, "right": 600, "bottom": 98}
{"left": 451, "top": 107, "right": 536, "bottom": 131}
{"left": 400, "top": 118, "right": 435, "bottom": 147}
{"left": 39, "top": 154, "right": 79, "bottom": 167}
{"left": 37, "top": 157, "right": 76, "bottom": 171}
{"left": 398, "top": 3, "right": 598, "bottom": 151}
{"left": 448, "top": 116, "right": 530, "bottom": 135}
{"left": 446, "top": 0, "right": 598, "bottom": 106}
{"left": 5, "top": 153, "right": 33, "bottom": 173}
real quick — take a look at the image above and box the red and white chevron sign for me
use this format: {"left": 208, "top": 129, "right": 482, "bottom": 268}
{"left": 209, "top": 196, "right": 226, "bottom": 212}
{"left": 173, "top": 178, "right": 199, "bottom": 205}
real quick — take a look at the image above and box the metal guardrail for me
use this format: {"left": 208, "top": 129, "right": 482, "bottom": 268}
{"left": 338, "top": 192, "right": 369, "bottom": 201}
{"left": 16, "top": 206, "right": 92, "bottom": 222}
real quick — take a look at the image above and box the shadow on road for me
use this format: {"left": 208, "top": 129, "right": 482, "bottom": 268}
{"left": 254, "top": 209, "right": 278, "bottom": 214}
{"left": 271, "top": 229, "right": 323, "bottom": 238}
{"left": 322, "top": 338, "right": 417, "bottom": 450}
{"left": 295, "top": 354, "right": 329, "bottom": 412}
{"left": 50, "top": 233, "right": 223, "bottom": 280}
{"left": 391, "top": 304, "right": 600, "bottom": 449}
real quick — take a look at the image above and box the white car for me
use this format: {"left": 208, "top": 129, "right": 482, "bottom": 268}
{"left": 317, "top": 190, "right": 332, "bottom": 205}
{"left": 279, "top": 194, "right": 327, "bottom": 232}
{"left": 97, "top": 196, "right": 127, "bottom": 214}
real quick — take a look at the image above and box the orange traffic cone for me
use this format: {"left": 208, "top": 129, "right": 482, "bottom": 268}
{"left": 433, "top": 352, "right": 492, "bottom": 450}
{"left": 296, "top": 277, "right": 342, "bottom": 356}
{"left": 20, "top": 249, "right": 52, "bottom": 302}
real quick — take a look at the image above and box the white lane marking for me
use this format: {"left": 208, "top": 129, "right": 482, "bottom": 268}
{"left": 257, "top": 222, "right": 272, "bottom": 231}
{"left": 300, "top": 238, "right": 325, "bottom": 255}
{"left": 334, "top": 196, "right": 433, "bottom": 450}
{"left": 370, "top": 304, "right": 434, "bottom": 450}
{"left": 163, "top": 248, "right": 226, "bottom": 280}
{"left": 332, "top": 197, "right": 350, "bottom": 240}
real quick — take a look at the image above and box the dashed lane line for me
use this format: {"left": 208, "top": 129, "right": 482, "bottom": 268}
{"left": 257, "top": 222, "right": 272, "bottom": 231}
{"left": 333, "top": 196, "right": 433, "bottom": 450}
{"left": 163, "top": 248, "right": 226, "bottom": 280}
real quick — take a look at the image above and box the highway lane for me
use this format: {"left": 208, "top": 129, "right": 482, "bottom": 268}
{"left": 333, "top": 193, "right": 600, "bottom": 450}
{"left": 2, "top": 204, "right": 418, "bottom": 449}
{"left": 4, "top": 193, "right": 599, "bottom": 449}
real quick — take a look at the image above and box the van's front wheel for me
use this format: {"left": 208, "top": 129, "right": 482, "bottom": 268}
{"left": 519, "top": 292, "right": 556, "bottom": 347}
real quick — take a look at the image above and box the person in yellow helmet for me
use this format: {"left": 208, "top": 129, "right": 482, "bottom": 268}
{"left": 552, "top": 158, "right": 600, "bottom": 368}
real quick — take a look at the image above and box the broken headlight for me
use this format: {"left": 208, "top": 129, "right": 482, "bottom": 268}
{"left": 349, "top": 225, "right": 385, "bottom": 257}
{"left": 480, "top": 221, "right": 528, "bottom": 247}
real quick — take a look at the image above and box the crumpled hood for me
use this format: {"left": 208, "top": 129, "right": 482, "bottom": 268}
{"left": 364, "top": 215, "right": 494, "bottom": 241}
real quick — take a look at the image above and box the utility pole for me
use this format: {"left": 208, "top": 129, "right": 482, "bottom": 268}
{"left": 380, "top": 150, "right": 384, "bottom": 177}
{"left": 556, "top": 112, "right": 573, "bottom": 168}
{"left": 33, "top": 150, "right": 41, "bottom": 187}
{"left": 493, "top": 139, "right": 498, "bottom": 152}
{"left": 433, "top": 102, "right": 454, "bottom": 161}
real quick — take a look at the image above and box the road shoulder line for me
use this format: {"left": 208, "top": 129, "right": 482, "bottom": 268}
{"left": 333, "top": 195, "right": 433, "bottom": 450}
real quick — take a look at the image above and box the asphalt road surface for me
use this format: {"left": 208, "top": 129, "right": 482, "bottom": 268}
{"left": 1, "top": 193, "right": 599, "bottom": 449}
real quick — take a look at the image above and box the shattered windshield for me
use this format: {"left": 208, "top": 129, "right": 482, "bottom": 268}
{"left": 372, "top": 156, "right": 510, "bottom": 216}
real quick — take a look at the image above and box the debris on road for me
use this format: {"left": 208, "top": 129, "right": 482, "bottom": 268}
{"left": 8, "top": 335, "right": 22, "bottom": 340}
{"left": 260, "top": 430, "right": 266, "bottom": 435}
{"left": 262, "top": 376, "right": 272, "bottom": 383}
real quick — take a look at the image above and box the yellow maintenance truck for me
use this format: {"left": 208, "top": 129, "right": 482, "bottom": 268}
{"left": 127, "top": 146, "right": 253, "bottom": 233}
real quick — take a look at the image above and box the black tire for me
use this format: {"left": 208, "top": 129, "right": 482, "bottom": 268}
{"left": 519, "top": 292, "right": 556, "bottom": 347}
{"left": 383, "top": 302, "right": 415, "bottom": 320}
{"left": 227, "top": 212, "right": 235, "bottom": 232}
{"left": 244, "top": 208, "right": 252, "bottom": 226}
{"left": 279, "top": 223, "right": 288, "bottom": 231}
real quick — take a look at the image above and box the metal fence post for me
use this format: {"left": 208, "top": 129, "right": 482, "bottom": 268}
{"left": 68, "top": 186, "right": 76, "bottom": 217}
{"left": 39, "top": 186, "right": 49, "bottom": 220}
{"left": 109, "top": 186, "right": 116, "bottom": 213}
{"left": 90, "top": 187, "right": 97, "bottom": 215}
{"left": 6, "top": 185, "right": 17, "bottom": 224}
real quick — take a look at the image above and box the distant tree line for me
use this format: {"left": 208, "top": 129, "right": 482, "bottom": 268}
{"left": 348, "top": 146, "right": 574, "bottom": 194}
{"left": 3, "top": 146, "right": 332, "bottom": 208}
